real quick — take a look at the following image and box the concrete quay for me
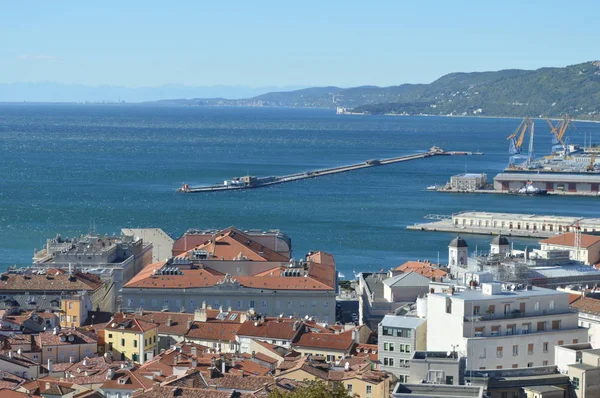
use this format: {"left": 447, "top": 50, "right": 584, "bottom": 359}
{"left": 180, "top": 149, "right": 454, "bottom": 193}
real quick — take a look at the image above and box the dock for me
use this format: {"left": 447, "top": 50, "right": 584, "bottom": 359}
{"left": 179, "top": 147, "right": 465, "bottom": 193}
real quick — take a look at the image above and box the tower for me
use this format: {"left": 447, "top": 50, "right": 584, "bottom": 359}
{"left": 448, "top": 236, "right": 468, "bottom": 268}
{"left": 490, "top": 235, "right": 510, "bottom": 256}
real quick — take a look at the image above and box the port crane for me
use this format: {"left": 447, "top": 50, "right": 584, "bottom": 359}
{"left": 546, "top": 115, "right": 574, "bottom": 157}
{"left": 507, "top": 117, "right": 535, "bottom": 168}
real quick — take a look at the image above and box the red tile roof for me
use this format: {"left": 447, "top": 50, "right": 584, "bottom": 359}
{"left": 101, "top": 368, "right": 154, "bottom": 391}
{"left": 393, "top": 261, "right": 448, "bottom": 279}
{"left": 0, "top": 270, "right": 103, "bottom": 292}
{"left": 292, "top": 328, "right": 357, "bottom": 352}
{"left": 185, "top": 322, "right": 241, "bottom": 342}
{"left": 571, "top": 296, "right": 600, "bottom": 316}
{"left": 540, "top": 233, "right": 600, "bottom": 248}
{"left": 236, "top": 319, "right": 301, "bottom": 341}
{"left": 34, "top": 328, "right": 97, "bottom": 347}
{"left": 105, "top": 314, "right": 158, "bottom": 334}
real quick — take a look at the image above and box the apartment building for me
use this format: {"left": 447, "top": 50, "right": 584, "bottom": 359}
{"left": 378, "top": 315, "right": 426, "bottom": 382}
{"left": 104, "top": 314, "right": 158, "bottom": 364}
{"left": 427, "top": 282, "right": 587, "bottom": 370}
{"left": 570, "top": 295, "right": 600, "bottom": 347}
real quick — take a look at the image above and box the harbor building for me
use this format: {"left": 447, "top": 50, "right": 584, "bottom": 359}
{"left": 122, "top": 228, "right": 337, "bottom": 322}
{"left": 449, "top": 173, "right": 488, "bottom": 191}
{"left": 426, "top": 282, "right": 587, "bottom": 371}
{"left": 378, "top": 315, "right": 427, "bottom": 382}
{"left": 494, "top": 172, "right": 600, "bottom": 194}
{"left": 32, "top": 233, "right": 153, "bottom": 311}
{"left": 451, "top": 211, "right": 600, "bottom": 235}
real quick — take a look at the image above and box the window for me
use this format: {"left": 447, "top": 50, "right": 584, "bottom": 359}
{"left": 299, "top": 301, "right": 305, "bottom": 308}
{"left": 47, "top": 348, "right": 52, "bottom": 352}
{"left": 128, "top": 299, "right": 134, "bottom": 307}
{"left": 519, "top": 302, "right": 526, "bottom": 313}
{"left": 68, "top": 303, "right": 73, "bottom": 310}
{"left": 527, "top": 362, "right": 533, "bottom": 368}
{"left": 573, "top": 339, "right": 579, "bottom": 344}
{"left": 534, "top": 302, "right": 540, "bottom": 311}
{"left": 311, "top": 300, "right": 317, "bottom": 308}
{"left": 163, "top": 299, "right": 169, "bottom": 308}
{"left": 152, "top": 299, "right": 157, "bottom": 308}
{"left": 121, "top": 339, "right": 125, "bottom": 347}
{"left": 324, "top": 301, "right": 329, "bottom": 308}
{"left": 249, "top": 300, "right": 255, "bottom": 308}
{"left": 558, "top": 340, "right": 564, "bottom": 346}
{"left": 261, "top": 301, "right": 267, "bottom": 309}
{"left": 134, "top": 340, "right": 138, "bottom": 348}
{"left": 140, "top": 299, "right": 145, "bottom": 307}
{"left": 552, "top": 320, "right": 561, "bottom": 330}
{"left": 488, "top": 305, "right": 495, "bottom": 315}
{"left": 537, "top": 321, "right": 545, "bottom": 331}
{"left": 474, "top": 327, "right": 484, "bottom": 337}
{"left": 491, "top": 325, "right": 500, "bottom": 336}
{"left": 480, "top": 348, "right": 486, "bottom": 359}
{"left": 446, "top": 297, "right": 452, "bottom": 314}
{"left": 528, "top": 343, "right": 534, "bottom": 355}
{"left": 473, "top": 305, "right": 480, "bottom": 315}
{"left": 276, "top": 301, "right": 281, "bottom": 309}
{"left": 506, "top": 324, "right": 515, "bottom": 335}
{"left": 543, "top": 360, "right": 548, "bottom": 366}
{"left": 287, "top": 301, "right": 292, "bottom": 309}
{"left": 108, "top": 334, "right": 113, "bottom": 339}
{"left": 366, "top": 385, "right": 372, "bottom": 395}
{"left": 384, "top": 343, "right": 395, "bottom": 352}
{"left": 504, "top": 304, "right": 511, "bottom": 315}
{"left": 501, "top": 393, "right": 508, "bottom": 398}
{"left": 549, "top": 300, "right": 555, "bottom": 310}
{"left": 347, "top": 384, "right": 353, "bottom": 392}
{"left": 153, "top": 335, "right": 156, "bottom": 343}
{"left": 496, "top": 365, "right": 503, "bottom": 369}
{"left": 496, "top": 346, "right": 503, "bottom": 358}
{"left": 512, "top": 345, "right": 519, "bottom": 356}
{"left": 522, "top": 323, "right": 530, "bottom": 334}
{"left": 572, "top": 377, "right": 580, "bottom": 390}
{"left": 383, "top": 357, "right": 394, "bottom": 367}
{"left": 512, "top": 364, "right": 518, "bottom": 368}
{"left": 73, "top": 316, "right": 77, "bottom": 323}
{"left": 543, "top": 342, "right": 549, "bottom": 353}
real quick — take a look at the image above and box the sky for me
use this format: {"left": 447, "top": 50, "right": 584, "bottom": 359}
{"left": 1, "top": 0, "right": 599, "bottom": 88}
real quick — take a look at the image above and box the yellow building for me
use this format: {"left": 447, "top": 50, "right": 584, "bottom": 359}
{"left": 104, "top": 314, "right": 158, "bottom": 364}
{"left": 60, "top": 295, "right": 89, "bottom": 328}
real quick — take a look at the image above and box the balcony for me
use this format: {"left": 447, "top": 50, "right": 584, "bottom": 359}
{"left": 464, "top": 308, "right": 577, "bottom": 322}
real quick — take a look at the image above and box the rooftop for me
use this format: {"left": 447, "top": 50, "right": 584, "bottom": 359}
{"left": 380, "top": 315, "right": 426, "bottom": 329}
{"left": 393, "top": 384, "right": 482, "bottom": 398}
{"left": 541, "top": 232, "right": 600, "bottom": 248}
{"left": 437, "top": 284, "right": 566, "bottom": 302}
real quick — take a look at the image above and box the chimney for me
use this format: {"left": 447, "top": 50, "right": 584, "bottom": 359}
{"left": 344, "top": 362, "right": 350, "bottom": 371}
{"left": 201, "top": 301, "right": 207, "bottom": 309}
{"left": 47, "top": 358, "right": 53, "bottom": 373}
{"left": 45, "top": 382, "right": 51, "bottom": 391}
{"left": 106, "top": 368, "right": 115, "bottom": 380}
{"left": 166, "top": 316, "right": 172, "bottom": 327}
{"left": 352, "top": 328, "right": 360, "bottom": 344}
{"left": 252, "top": 351, "right": 256, "bottom": 359}
{"left": 8, "top": 351, "right": 13, "bottom": 359}
{"left": 191, "top": 347, "right": 197, "bottom": 357}
{"left": 221, "top": 360, "right": 226, "bottom": 374}
{"left": 17, "top": 348, "right": 22, "bottom": 355}
{"left": 239, "top": 312, "right": 248, "bottom": 323}
{"left": 69, "top": 355, "right": 74, "bottom": 363}
{"left": 187, "top": 319, "right": 192, "bottom": 330}
{"left": 194, "top": 308, "right": 207, "bottom": 323}
{"left": 192, "top": 356, "right": 198, "bottom": 368}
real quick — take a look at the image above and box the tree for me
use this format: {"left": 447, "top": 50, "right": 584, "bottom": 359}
{"left": 268, "top": 380, "right": 355, "bottom": 398}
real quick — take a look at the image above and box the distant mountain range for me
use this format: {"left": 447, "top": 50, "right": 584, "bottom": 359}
{"left": 175, "top": 61, "right": 600, "bottom": 120}
{"left": 0, "top": 82, "right": 306, "bottom": 103}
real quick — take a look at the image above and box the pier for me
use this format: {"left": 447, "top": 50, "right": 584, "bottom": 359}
{"left": 179, "top": 147, "right": 462, "bottom": 193}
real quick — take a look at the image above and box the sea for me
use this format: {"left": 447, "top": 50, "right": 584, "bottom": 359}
{"left": 1, "top": 104, "right": 600, "bottom": 277}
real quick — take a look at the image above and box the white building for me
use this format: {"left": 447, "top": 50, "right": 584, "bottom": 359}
{"left": 427, "top": 282, "right": 587, "bottom": 371}
{"left": 378, "top": 315, "right": 427, "bottom": 382}
{"left": 571, "top": 295, "right": 600, "bottom": 348}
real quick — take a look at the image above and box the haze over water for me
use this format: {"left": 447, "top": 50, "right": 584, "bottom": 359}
{"left": 2, "top": 105, "right": 600, "bottom": 276}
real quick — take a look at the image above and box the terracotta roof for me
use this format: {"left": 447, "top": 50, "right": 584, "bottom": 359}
{"left": 101, "top": 368, "right": 154, "bottom": 391}
{"left": 19, "top": 378, "right": 77, "bottom": 395}
{"left": 0, "top": 271, "right": 103, "bottom": 292}
{"left": 0, "top": 370, "right": 25, "bottom": 389}
{"left": 186, "top": 322, "right": 241, "bottom": 342}
{"left": 61, "top": 356, "right": 126, "bottom": 385}
{"left": 236, "top": 319, "right": 300, "bottom": 341}
{"left": 540, "top": 233, "right": 600, "bottom": 248}
{"left": 306, "top": 252, "right": 335, "bottom": 267}
{"left": 34, "top": 328, "right": 97, "bottom": 347}
{"left": 181, "top": 227, "right": 289, "bottom": 263}
{"left": 135, "top": 386, "right": 235, "bottom": 398}
{"left": 0, "top": 350, "right": 39, "bottom": 368}
{"left": 393, "top": 261, "right": 448, "bottom": 279}
{"left": 571, "top": 296, "right": 600, "bottom": 316}
{"left": 279, "top": 356, "right": 388, "bottom": 385}
{"left": 125, "top": 264, "right": 333, "bottom": 291}
{"left": 205, "top": 374, "right": 275, "bottom": 392}
{"left": 230, "top": 359, "right": 272, "bottom": 376}
{"left": 352, "top": 344, "right": 379, "bottom": 362}
{"left": 0, "top": 390, "right": 33, "bottom": 398}
{"left": 105, "top": 314, "right": 158, "bottom": 334}
{"left": 292, "top": 328, "right": 357, "bottom": 352}
{"left": 125, "top": 311, "right": 193, "bottom": 336}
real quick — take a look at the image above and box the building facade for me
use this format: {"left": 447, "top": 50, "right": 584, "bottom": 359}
{"left": 378, "top": 315, "right": 426, "bottom": 382}
{"left": 104, "top": 315, "right": 158, "bottom": 364}
{"left": 427, "top": 283, "right": 587, "bottom": 371}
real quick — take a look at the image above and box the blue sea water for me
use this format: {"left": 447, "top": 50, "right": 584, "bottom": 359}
{"left": 1, "top": 104, "right": 600, "bottom": 276}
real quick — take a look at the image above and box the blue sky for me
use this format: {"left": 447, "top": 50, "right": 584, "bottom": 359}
{"left": 2, "top": 0, "right": 598, "bottom": 88}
